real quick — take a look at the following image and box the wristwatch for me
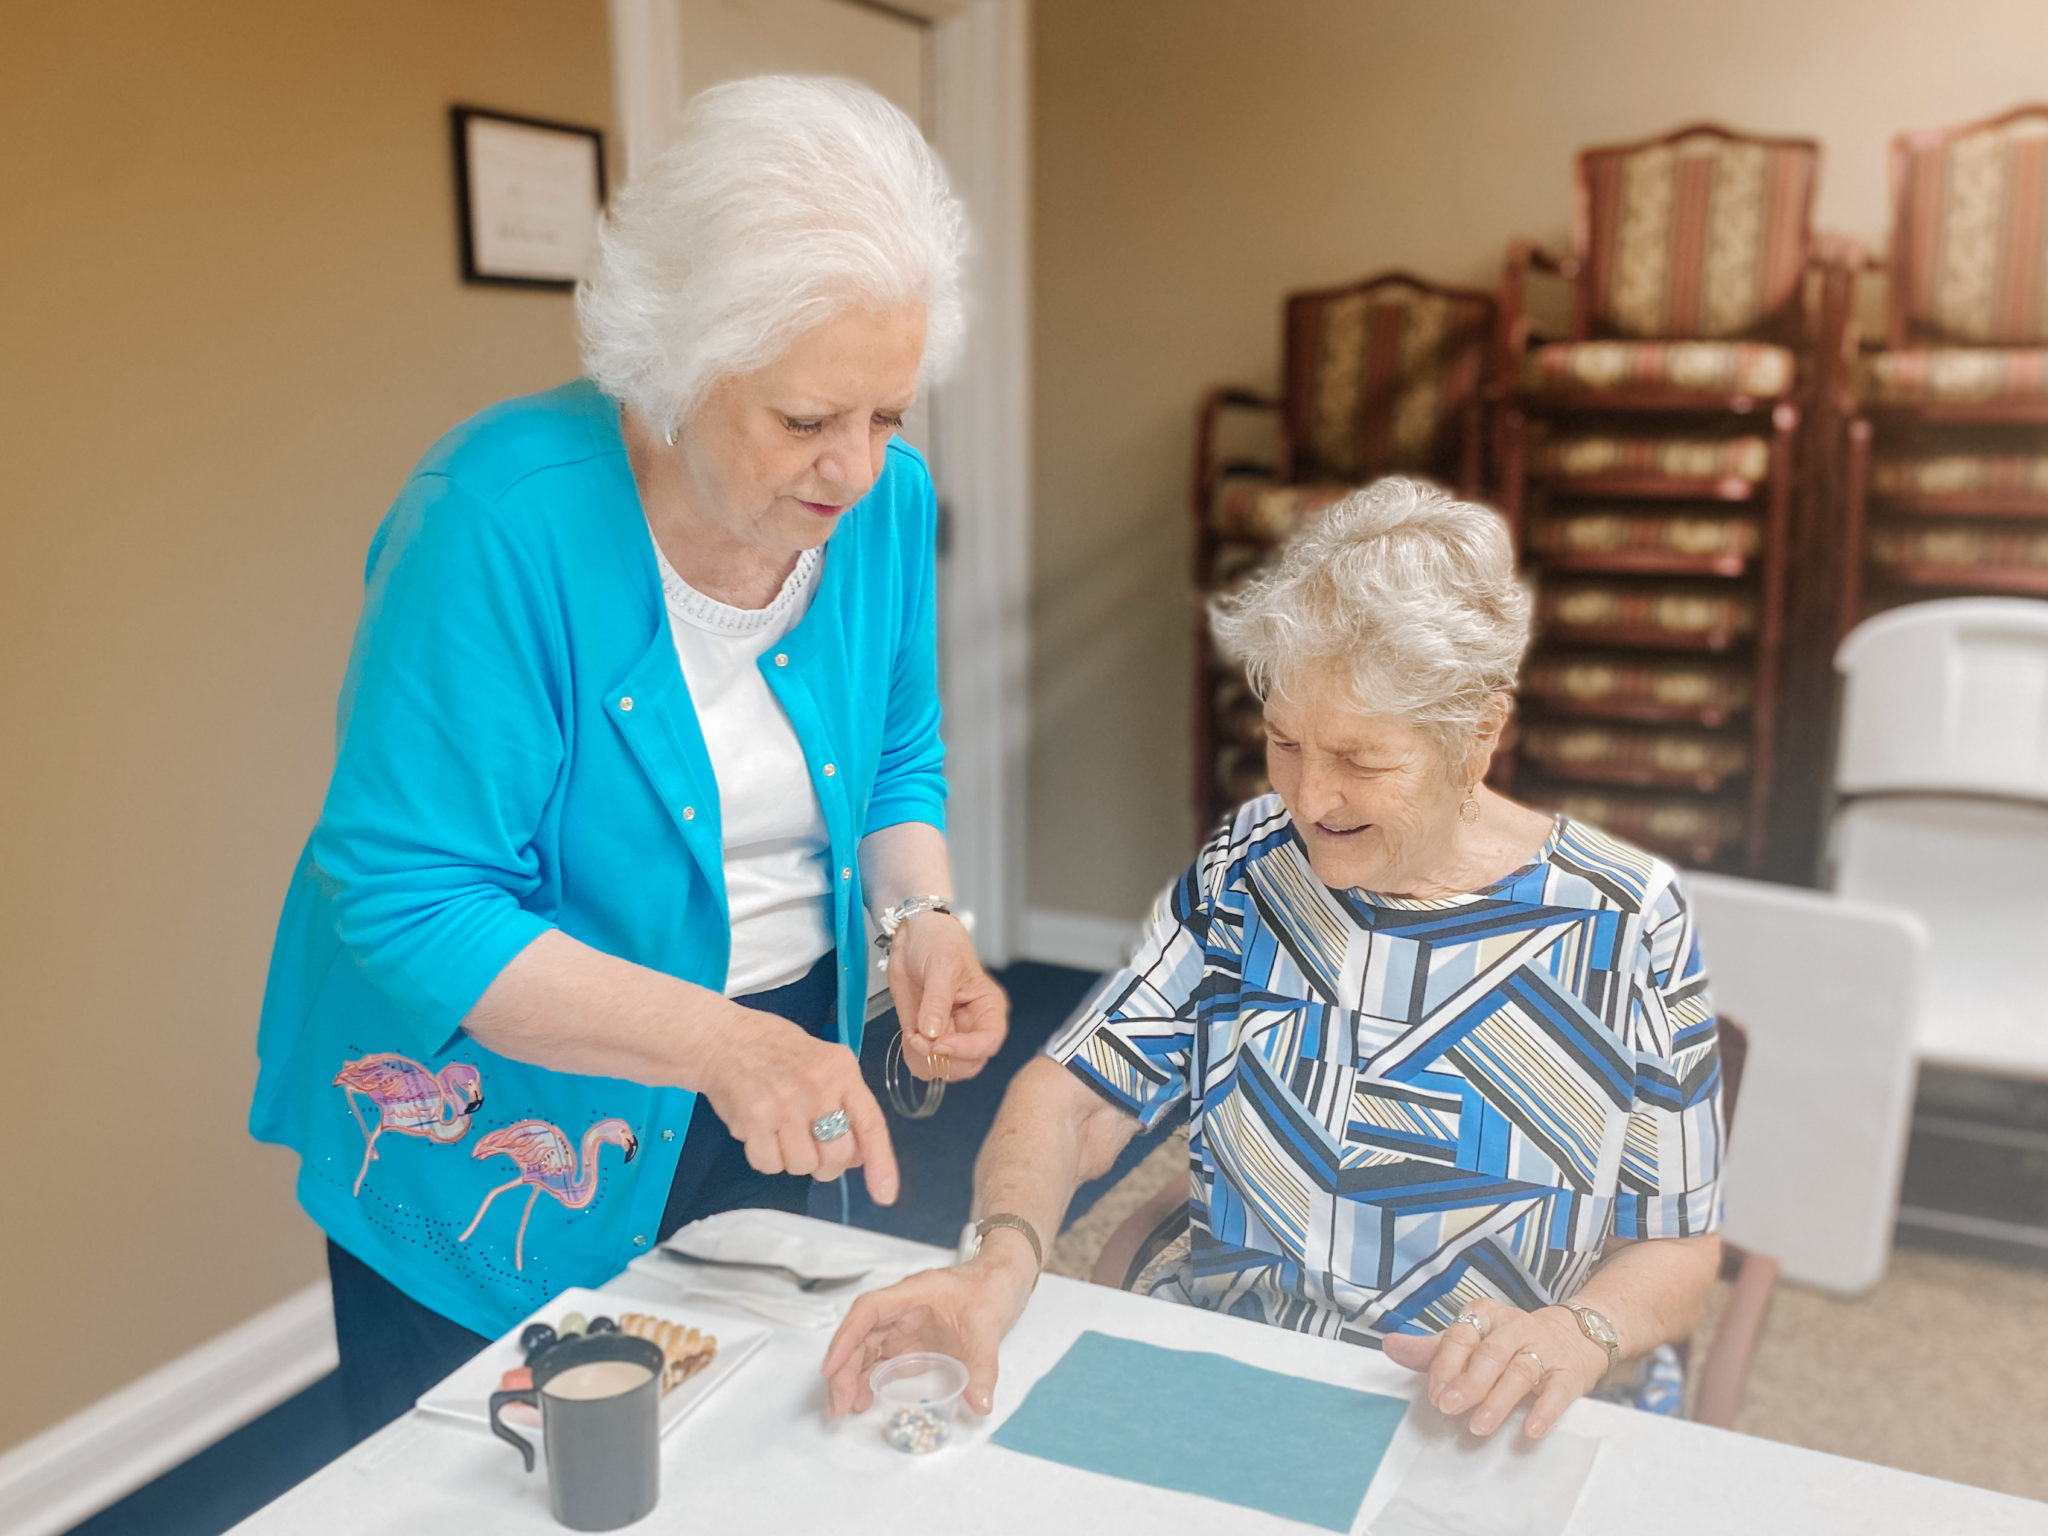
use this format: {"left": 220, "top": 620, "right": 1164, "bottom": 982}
{"left": 958, "top": 1213, "right": 1044, "bottom": 1278}
{"left": 1557, "top": 1301, "right": 1621, "bottom": 1371}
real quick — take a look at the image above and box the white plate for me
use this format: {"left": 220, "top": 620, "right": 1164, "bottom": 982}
{"left": 415, "top": 1287, "right": 769, "bottom": 1438}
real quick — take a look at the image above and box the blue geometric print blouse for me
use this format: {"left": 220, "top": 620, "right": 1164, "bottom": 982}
{"left": 1047, "top": 797, "right": 1724, "bottom": 1347}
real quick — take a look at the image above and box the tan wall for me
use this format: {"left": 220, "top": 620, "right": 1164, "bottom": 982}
{"left": 1029, "top": 0, "right": 2048, "bottom": 922}
{"left": 0, "top": 0, "right": 610, "bottom": 1451}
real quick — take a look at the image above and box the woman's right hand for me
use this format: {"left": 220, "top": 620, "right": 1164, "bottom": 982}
{"left": 696, "top": 1003, "right": 900, "bottom": 1205}
{"left": 821, "top": 1247, "right": 1037, "bottom": 1417}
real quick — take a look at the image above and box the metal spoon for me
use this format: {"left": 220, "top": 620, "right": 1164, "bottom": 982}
{"left": 656, "top": 1248, "right": 873, "bottom": 1292}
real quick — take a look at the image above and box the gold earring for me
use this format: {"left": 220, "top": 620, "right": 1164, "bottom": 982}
{"left": 1459, "top": 791, "right": 1481, "bottom": 823}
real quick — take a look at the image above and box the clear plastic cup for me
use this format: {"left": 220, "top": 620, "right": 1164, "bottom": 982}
{"left": 869, "top": 1352, "right": 969, "bottom": 1454}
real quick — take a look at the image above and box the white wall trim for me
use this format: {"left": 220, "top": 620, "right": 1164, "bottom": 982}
{"left": 606, "top": 0, "right": 687, "bottom": 183}
{"left": 0, "top": 1282, "right": 337, "bottom": 1536}
{"left": 1020, "top": 907, "right": 1136, "bottom": 973}
{"left": 929, "top": 0, "right": 1032, "bottom": 965}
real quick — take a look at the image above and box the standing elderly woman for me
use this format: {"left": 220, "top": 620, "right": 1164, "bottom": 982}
{"left": 826, "top": 478, "right": 1724, "bottom": 1442}
{"left": 252, "top": 76, "right": 1005, "bottom": 1439}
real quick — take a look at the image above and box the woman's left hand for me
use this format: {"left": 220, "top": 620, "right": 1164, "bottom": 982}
{"left": 1381, "top": 1299, "right": 1609, "bottom": 1440}
{"left": 886, "top": 912, "right": 1008, "bottom": 1080}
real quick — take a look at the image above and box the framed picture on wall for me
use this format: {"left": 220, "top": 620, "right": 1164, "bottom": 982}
{"left": 451, "top": 105, "right": 607, "bottom": 289}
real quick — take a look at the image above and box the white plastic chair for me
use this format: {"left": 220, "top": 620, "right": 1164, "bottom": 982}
{"left": 1831, "top": 598, "right": 2048, "bottom": 1080}
{"left": 1685, "top": 873, "right": 1924, "bottom": 1295}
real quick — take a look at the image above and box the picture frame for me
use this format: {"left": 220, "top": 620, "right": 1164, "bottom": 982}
{"left": 450, "top": 105, "right": 607, "bottom": 290}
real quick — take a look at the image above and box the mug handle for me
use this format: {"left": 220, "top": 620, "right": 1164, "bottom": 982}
{"left": 489, "top": 1387, "right": 540, "bottom": 1473}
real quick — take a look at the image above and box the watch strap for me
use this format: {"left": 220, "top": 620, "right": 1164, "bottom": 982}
{"left": 966, "top": 1212, "right": 1044, "bottom": 1274}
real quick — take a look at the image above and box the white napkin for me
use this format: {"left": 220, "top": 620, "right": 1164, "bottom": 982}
{"left": 634, "top": 1209, "right": 918, "bottom": 1328}
{"left": 664, "top": 1208, "right": 880, "bottom": 1272}
{"left": 1367, "top": 1409, "right": 1600, "bottom": 1536}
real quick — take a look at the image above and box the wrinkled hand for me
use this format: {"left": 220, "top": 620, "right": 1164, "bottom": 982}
{"left": 887, "top": 913, "right": 1008, "bottom": 1082}
{"left": 696, "top": 1003, "right": 899, "bottom": 1205}
{"left": 821, "top": 1256, "right": 1034, "bottom": 1417}
{"left": 1381, "top": 1299, "right": 1609, "bottom": 1440}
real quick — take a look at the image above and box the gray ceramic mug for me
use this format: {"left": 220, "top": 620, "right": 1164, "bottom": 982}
{"left": 490, "top": 1332, "right": 664, "bottom": 1531}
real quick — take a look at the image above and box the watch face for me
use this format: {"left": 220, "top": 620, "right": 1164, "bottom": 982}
{"left": 1584, "top": 1309, "right": 1618, "bottom": 1346}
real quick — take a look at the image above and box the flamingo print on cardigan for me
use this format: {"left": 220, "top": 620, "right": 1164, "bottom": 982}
{"left": 459, "top": 1118, "right": 640, "bottom": 1272}
{"left": 334, "top": 1053, "right": 485, "bottom": 1196}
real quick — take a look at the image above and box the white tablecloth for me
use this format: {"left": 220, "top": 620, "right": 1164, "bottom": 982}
{"left": 230, "top": 1214, "right": 2047, "bottom": 1536}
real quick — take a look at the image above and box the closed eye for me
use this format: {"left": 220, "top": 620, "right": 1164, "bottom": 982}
{"left": 874, "top": 411, "right": 906, "bottom": 432}
{"left": 781, "top": 415, "right": 825, "bottom": 436}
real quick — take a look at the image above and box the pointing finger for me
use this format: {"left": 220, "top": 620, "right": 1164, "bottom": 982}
{"left": 847, "top": 1083, "right": 899, "bottom": 1206}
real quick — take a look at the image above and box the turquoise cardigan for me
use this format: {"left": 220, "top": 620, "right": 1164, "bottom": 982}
{"left": 251, "top": 380, "right": 945, "bottom": 1336}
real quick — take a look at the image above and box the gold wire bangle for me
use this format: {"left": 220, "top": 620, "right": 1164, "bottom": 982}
{"left": 884, "top": 1025, "right": 947, "bottom": 1119}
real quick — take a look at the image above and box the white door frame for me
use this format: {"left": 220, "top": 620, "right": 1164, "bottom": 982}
{"left": 605, "top": 0, "right": 1031, "bottom": 964}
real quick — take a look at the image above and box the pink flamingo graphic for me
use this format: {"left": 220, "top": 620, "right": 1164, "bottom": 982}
{"left": 334, "top": 1053, "right": 485, "bottom": 1196}
{"left": 458, "top": 1118, "right": 639, "bottom": 1271}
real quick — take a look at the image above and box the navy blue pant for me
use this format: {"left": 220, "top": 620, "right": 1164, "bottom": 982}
{"left": 327, "top": 953, "right": 840, "bottom": 1445}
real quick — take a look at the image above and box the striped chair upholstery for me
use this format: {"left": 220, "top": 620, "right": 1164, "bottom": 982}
{"left": 1521, "top": 724, "right": 1751, "bottom": 792}
{"left": 1207, "top": 479, "right": 1356, "bottom": 543}
{"left": 1581, "top": 131, "right": 1818, "bottom": 341}
{"left": 1872, "top": 453, "right": 2048, "bottom": 499}
{"left": 1869, "top": 524, "right": 2048, "bottom": 577}
{"left": 1522, "top": 339, "right": 1796, "bottom": 399}
{"left": 1529, "top": 433, "right": 1773, "bottom": 486}
{"left": 1894, "top": 111, "right": 2048, "bottom": 345}
{"left": 1522, "top": 657, "right": 1754, "bottom": 721}
{"left": 1282, "top": 278, "right": 1492, "bottom": 482}
{"left": 1539, "top": 583, "right": 1758, "bottom": 646}
{"left": 1859, "top": 347, "right": 2048, "bottom": 403}
{"left": 1530, "top": 511, "right": 1760, "bottom": 563}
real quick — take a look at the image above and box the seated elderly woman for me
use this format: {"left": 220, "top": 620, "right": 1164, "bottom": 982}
{"left": 825, "top": 477, "right": 1724, "bottom": 1440}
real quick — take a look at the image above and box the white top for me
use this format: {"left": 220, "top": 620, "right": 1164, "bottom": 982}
{"left": 652, "top": 534, "right": 833, "bottom": 997}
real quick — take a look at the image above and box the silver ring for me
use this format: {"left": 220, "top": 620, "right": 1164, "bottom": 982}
{"left": 811, "top": 1109, "right": 851, "bottom": 1143}
{"left": 1452, "top": 1308, "right": 1488, "bottom": 1339}
{"left": 884, "top": 1027, "right": 945, "bottom": 1119}
{"left": 1514, "top": 1347, "right": 1545, "bottom": 1377}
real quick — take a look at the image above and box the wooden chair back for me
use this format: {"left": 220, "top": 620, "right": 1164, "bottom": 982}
{"left": 1887, "top": 104, "right": 2048, "bottom": 348}
{"left": 1569, "top": 123, "right": 1820, "bottom": 345}
{"left": 1718, "top": 1014, "right": 1749, "bottom": 1133}
{"left": 1278, "top": 271, "right": 1494, "bottom": 492}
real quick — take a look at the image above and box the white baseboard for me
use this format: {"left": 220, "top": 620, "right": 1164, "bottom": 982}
{"left": 0, "top": 1281, "right": 337, "bottom": 1536}
{"left": 1019, "top": 907, "right": 1137, "bottom": 973}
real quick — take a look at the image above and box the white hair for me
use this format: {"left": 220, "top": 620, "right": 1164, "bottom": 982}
{"left": 577, "top": 75, "right": 969, "bottom": 434}
{"left": 1208, "top": 478, "right": 1531, "bottom": 773}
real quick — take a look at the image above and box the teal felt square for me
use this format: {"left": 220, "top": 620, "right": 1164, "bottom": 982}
{"left": 990, "top": 1331, "right": 1408, "bottom": 1531}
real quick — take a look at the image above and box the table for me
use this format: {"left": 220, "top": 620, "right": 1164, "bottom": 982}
{"left": 231, "top": 1214, "right": 2047, "bottom": 1535}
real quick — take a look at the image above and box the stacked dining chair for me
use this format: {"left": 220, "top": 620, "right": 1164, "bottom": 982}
{"left": 1496, "top": 125, "right": 1838, "bottom": 877}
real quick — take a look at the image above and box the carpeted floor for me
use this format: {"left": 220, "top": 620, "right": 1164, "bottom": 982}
{"left": 1054, "top": 1128, "right": 2048, "bottom": 1506}
{"left": 1700, "top": 1248, "right": 2048, "bottom": 1502}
